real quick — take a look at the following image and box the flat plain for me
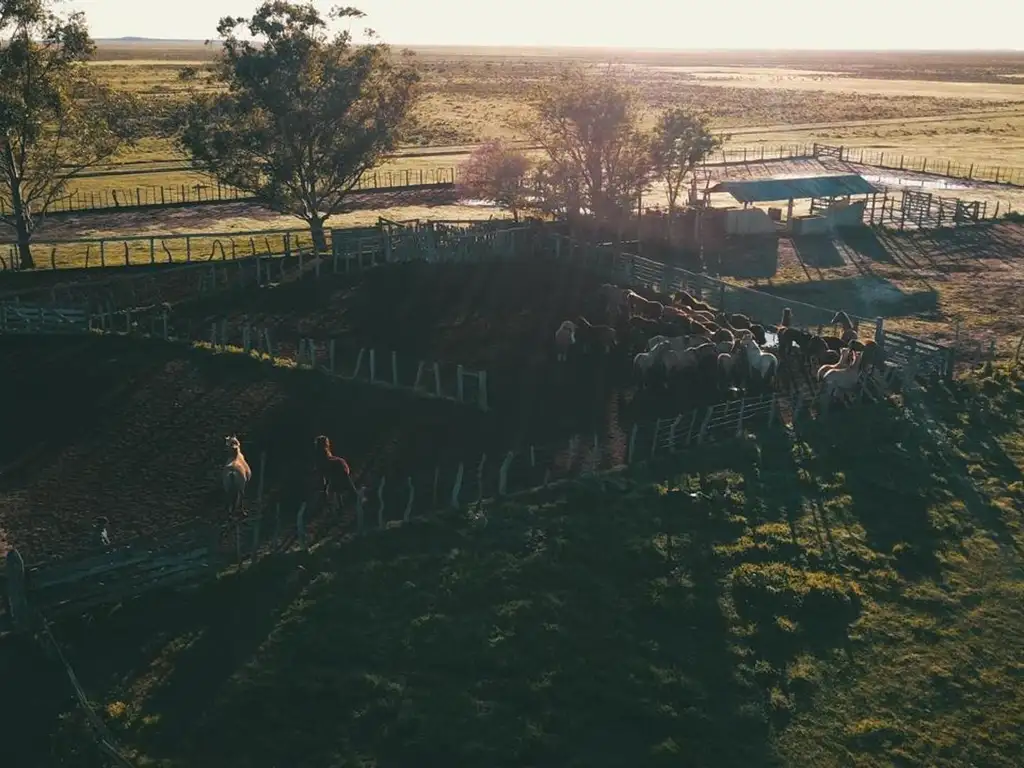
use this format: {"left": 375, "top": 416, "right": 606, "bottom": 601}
{"left": 25, "top": 43, "right": 1022, "bottom": 243}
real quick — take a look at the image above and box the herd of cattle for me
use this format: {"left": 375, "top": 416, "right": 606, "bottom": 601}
{"left": 554, "top": 283, "right": 888, "bottom": 403}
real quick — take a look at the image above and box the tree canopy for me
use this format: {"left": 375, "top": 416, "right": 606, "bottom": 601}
{"left": 179, "top": 1, "right": 420, "bottom": 252}
{"left": 650, "top": 108, "right": 723, "bottom": 220}
{"left": 457, "top": 140, "right": 532, "bottom": 221}
{"left": 0, "top": 0, "right": 141, "bottom": 269}
{"left": 522, "top": 66, "right": 652, "bottom": 228}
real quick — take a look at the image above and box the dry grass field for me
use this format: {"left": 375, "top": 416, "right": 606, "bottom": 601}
{"left": 42, "top": 42, "right": 1023, "bottom": 239}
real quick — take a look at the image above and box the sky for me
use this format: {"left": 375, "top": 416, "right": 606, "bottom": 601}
{"left": 67, "top": 0, "right": 1024, "bottom": 50}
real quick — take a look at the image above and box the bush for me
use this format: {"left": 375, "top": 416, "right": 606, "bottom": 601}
{"left": 730, "top": 562, "right": 863, "bottom": 630}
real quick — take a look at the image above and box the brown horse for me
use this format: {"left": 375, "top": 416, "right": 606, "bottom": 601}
{"left": 222, "top": 435, "right": 252, "bottom": 519}
{"left": 314, "top": 435, "right": 360, "bottom": 512}
{"left": 575, "top": 316, "right": 618, "bottom": 354}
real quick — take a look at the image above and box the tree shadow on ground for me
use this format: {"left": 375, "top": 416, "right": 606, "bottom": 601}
{"left": 790, "top": 235, "right": 845, "bottom": 270}
{"left": 67, "top": 469, "right": 786, "bottom": 768}
{"left": 710, "top": 236, "right": 780, "bottom": 280}
{"left": 756, "top": 275, "right": 937, "bottom": 319}
{"left": 33, "top": 188, "right": 463, "bottom": 240}
{"left": 795, "top": 402, "right": 962, "bottom": 581}
{"left": 836, "top": 227, "right": 897, "bottom": 266}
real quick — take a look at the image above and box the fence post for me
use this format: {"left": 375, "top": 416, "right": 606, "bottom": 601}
{"left": 377, "top": 476, "right": 386, "bottom": 529}
{"left": 476, "top": 454, "right": 486, "bottom": 507}
{"left": 391, "top": 350, "right": 399, "bottom": 387}
{"left": 735, "top": 398, "right": 747, "bottom": 437}
{"left": 498, "top": 451, "right": 514, "bottom": 495}
{"left": 478, "top": 372, "right": 489, "bottom": 411}
{"left": 451, "top": 463, "right": 464, "bottom": 509}
{"left": 628, "top": 423, "right": 638, "bottom": 463}
{"left": 697, "top": 406, "right": 714, "bottom": 443}
{"left": 369, "top": 349, "right": 377, "bottom": 382}
{"left": 403, "top": 477, "right": 415, "bottom": 522}
{"left": 457, "top": 365, "right": 465, "bottom": 402}
{"left": 296, "top": 503, "right": 307, "bottom": 551}
{"left": 5, "top": 549, "right": 28, "bottom": 631}
{"left": 669, "top": 414, "right": 683, "bottom": 452}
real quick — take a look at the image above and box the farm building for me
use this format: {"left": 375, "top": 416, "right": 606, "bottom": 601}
{"left": 709, "top": 173, "right": 878, "bottom": 234}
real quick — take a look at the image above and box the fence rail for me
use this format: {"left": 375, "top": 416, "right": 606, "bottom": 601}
{"left": 4, "top": 359, "right": 907, "bottom": 629}
{"left": 813, "top": 143, "right": 1024, "bottom": 188}
{"left": 0, "top": 166, "right": 457, "bottom": 217}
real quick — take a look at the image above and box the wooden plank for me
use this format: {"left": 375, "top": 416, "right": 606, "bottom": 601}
{"left": 43, "top": 564, "right": 213, "bottom": 618}
{"left": 37, "top": 552, "right": 212, "bottom": 610}
{"left": 28, "top": 526, "right": 208, "bottom": 581}
{"left": 26, "top": 520, "right": 212, "bottom": 570}
{"left": 32, "top": 546, "right": 209, "bottom": 593}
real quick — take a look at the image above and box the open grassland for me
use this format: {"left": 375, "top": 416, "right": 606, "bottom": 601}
{"left": 1, "top": 44, "right": 1015, "bottom": 242}
{"left": 11, "top": 364, "right": 1024, "bottom": 767}
{"left": 85, "top": 44, "right": 1024, "bottom": 161}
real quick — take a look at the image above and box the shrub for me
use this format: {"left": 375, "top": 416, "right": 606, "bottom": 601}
{"left": 730, "top": 563, "right": 863, "bottom": 630}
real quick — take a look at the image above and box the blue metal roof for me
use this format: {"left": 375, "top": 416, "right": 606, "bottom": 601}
{"left": 709, "top": 174, "right": 877, "bottom": 203}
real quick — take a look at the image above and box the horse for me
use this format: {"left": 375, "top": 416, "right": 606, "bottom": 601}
{"left": 554, "top": 320, "right": 576, "bottom": 362}
{"left": 626, "top": 290, "right": 664, "bottom": 320}
{"left": 575, "top": 316, "right": 617, "bottom": 354}
{"left": 633, "top": 341, "right": 669, "bottom": 389}
{"left": 671, "top": 290, "right": 698, "bottom": 309}
{"left": 601, "top": 284, "right": 629, "bottom": 322}
{"left": 816, "top": 347, "right": 854, "bottom": 382}
{"left": 716, "top": 312, "right": 752, "bottom": 330}
{"left": 857, "top": 340, "right": 885, "bottom": 377}
{"left": 314, "top": 435, "right": 360, "bottom": 512}
{"left": 222, "top": 435, "right": 252, "bottom": 519}
{"left": 748, "top": 324, "right": 768, "bottom": 347}
{"left": 740, "top": 338, "right": 778, "bottom": 388}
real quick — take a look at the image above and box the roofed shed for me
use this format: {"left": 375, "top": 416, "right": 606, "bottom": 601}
{"left": 709, "top": 174, "right": 877, "bottom": 203}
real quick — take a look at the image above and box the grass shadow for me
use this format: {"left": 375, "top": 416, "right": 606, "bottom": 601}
{"left": 67, "top": 477, "right": 783, "bottom": 768}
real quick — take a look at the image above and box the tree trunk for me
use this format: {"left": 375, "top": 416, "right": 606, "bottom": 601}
{"left": 5, "top": 166, "right": 35, "bottom": 270}
{"left": 308, "top": 217, "right": 328, "bottom": 256}
{"left": 12, "top": 207, "right": 34, "bottom": 270}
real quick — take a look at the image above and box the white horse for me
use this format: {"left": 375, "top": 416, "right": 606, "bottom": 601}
{"left": 662, "top": 347, "right": 698, "bottom": 377}
{"left": 554, "top": 320, "right": 577, "bottom": 362}
{"left": 822, "top": 361, "right": 863, "bottom": 403}
{"left": 633, "top": 340, "right": 669, "bottom": 388}
{"left": 741, "top": 338, "right": 778, "bottom": 382}
{"left": 815, "top": 347, "right": 854, "bottom": 382}
{"left": 222, "top": 435, "right": 252, "bottom": 519}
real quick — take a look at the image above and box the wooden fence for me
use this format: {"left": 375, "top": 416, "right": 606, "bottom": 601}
{"left": 0, "top": 303, "right": 90, "bottom": 333}
{"left": 813, "top": 143, "right": 1024, "bottom": 188}
{"left": 2, "top": 356, "right": 910, "bottom": 631}
{"left": 0, "top": 166, "right": 457, "bottom": 217}
{"left": 2, "top": 226, "right": 333, "bottom": 272}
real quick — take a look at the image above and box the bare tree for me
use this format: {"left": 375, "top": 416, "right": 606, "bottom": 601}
{"left": 0, "top": 1, "right": 141, "bottom": 269}
{"left": 457, "top": 140, "right": 532, "bottom": 221}
{"left": 519, "top": 65, "right": 652, "bottom": 230}
{"left": 179, "top": 2, "right": 419, "bottom": 254}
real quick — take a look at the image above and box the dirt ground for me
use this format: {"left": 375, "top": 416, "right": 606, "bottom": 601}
{"left": 0, "top": 252, "right": 811, "bottom": 562}
{"left": 722, "top": 220, "right": 1024, "bottom": 361}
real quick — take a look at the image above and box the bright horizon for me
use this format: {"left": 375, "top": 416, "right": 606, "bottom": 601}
{"left": 67, "top": 0, "right": 1024, "bottom": 51}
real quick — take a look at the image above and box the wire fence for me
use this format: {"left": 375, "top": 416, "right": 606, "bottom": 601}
{"left": 814, "top": 143, "right": 1024, "bottom": 188}
{"left": 0, "top": 166, "right": 458, "bottom": 217}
